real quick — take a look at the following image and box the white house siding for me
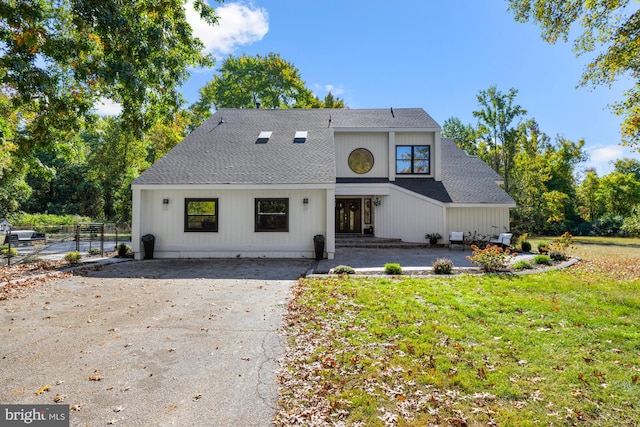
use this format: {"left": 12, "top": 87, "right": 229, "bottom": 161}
{"left": 445, "top": 206, "right": 511, "bottom": 241}
{"left": 373, "top": 185, "right": 444, "bottom": 243}
{"left": 133, "top": 187, "right": 329, "bottom": 259}
{"left": 335, "top": 132, "right": 389, "bottom": 178}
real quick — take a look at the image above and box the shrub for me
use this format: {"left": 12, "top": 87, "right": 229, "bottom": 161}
{"left": 549, "top": 250, "right": 567, "bottom": 261}
{"left": 467, "top": 244, "right": 512, "bottom": 272}
{"left": 621, "top": 206, "right": 640, "bottom": 237}
{"left": 432, "top": 258, "right": 454, "bottom": 275}
{"left": 1, "top": 246, "right": 18, "bottom": 257}
{"left": 332, "top": 265, "right": 355, "bottom": 275}
{"left": 533, "top": 254, "right": 551, "bottom": 265}
{"left": 592, "top": 215, "right": 624, "bottom": 236}
{"left": 537, "top": 241, "right": 550, "bottom": 254}
{"left": 512, "top": 260, "right": 533, "bottom": 270}
{"left": 117, "top": 243, "right": 130, "bottom": 257}
{"left": 520, "top": 241, "right": 532, "bottom": 252}
{"left": 88, "top": 248, "right": 101, "bottom": 255}
{"left": 384, "top": 263, "right": 402, "bottom": 275}
{"left": 64, "top": 251, "right": 82, "bottom": 264}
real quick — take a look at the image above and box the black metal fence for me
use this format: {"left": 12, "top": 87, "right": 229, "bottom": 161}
{"left": 1, "top": 223, "right": 131, "bottom": 266}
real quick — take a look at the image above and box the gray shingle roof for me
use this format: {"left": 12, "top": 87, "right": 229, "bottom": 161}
{"left": 133, "top": 109, "right": 336, "bottom": 185}
{"left": 440, "top": 138, "right": 515, "bottom": 204}
{"left": 133, "top": 109, "right": 514, "bottom": 206}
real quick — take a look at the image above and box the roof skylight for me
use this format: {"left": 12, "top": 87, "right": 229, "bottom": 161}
{"left": 293, "top": 131, "right": 307, "bottom": 143}
{"left": 256, "top": 131, "right": 272, "bottom": 144}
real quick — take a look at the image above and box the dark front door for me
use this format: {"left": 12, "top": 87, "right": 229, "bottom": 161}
{"left": 336, "top": 199, "right": 362, "bottom": 233}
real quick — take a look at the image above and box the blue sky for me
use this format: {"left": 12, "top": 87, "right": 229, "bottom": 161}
{"left": 176, "top": 0, "right": 640, "bottom": 176}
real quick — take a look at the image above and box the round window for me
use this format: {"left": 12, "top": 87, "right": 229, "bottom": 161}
{"left": 348, "top": 148, "right": 374, "bottom": 174}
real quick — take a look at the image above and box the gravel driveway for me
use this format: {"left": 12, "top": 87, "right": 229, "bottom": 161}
{"left": 1, "top": 259, "right": 313, "bottom": 426}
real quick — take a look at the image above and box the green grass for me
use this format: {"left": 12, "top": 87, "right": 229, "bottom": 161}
{"left": 277, "top": 239, "right": 640, "bottom": 426}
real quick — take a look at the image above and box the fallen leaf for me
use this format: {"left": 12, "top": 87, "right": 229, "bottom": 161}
{"left": 89, "top": 375, "right": 104, "bottom": 381}
{"left": 35, "top": 385, "right": 51, "bottom": 395}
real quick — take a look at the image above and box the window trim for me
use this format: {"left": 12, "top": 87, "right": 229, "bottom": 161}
{"left": 395, "top": 145, "right": 430, "bottom": 175}
{"left": 255, "top": 198, "right": 289, "bottom": 232}
{"left": 184, "top": 198, "right": 219, "bottom": 232}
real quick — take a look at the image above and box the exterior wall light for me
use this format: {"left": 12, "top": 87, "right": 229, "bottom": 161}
{"left": 163, "top": 198, "right": 170, "bottom": 205}
{"left": 303, "top": 198, "right": 309, "bottom": 205}
{"left": 373, "top": 197, "right": 382, "bottom": 207}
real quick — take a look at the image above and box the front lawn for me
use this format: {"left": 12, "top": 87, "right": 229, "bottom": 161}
{"left": 276, "top": 239, "right": 640, "bottom": 426}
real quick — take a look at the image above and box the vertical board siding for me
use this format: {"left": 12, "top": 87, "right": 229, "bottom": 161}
{"left": 335, "top": 133, "right": 389, "bottom": 178}
{"left": 446, "top": 207, "right": 511, "bottom": 239}
{"left": 374, "top": 187, "right": 444, "bottom": 243}
{"left": 140, "top": 188, "right": 327, "bottom": 257}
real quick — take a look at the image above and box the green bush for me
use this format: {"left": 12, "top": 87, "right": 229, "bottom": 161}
{"left": 512, "top": 260, "right": 533, "bottom": 270}
{"left": 432, "top": 258, "right": 454, "bottom": 274}
{"left": 467, "top": 244, "right": 512, "bottom": 272}
{"left": 64, "top": 251, "right": 82, "bottom": 264}
{"left": 549, "top": 250, "right": 567, "bottom": 261}
{"left": 520, "top": 241, "right": 532, "bottom": 252}
{"left": 88, "top": 248, "right": 101, "bottom": 255}
{"left": 332, "top": 265, "right": 355, "bottom": 275}
{"left": 117, "top": 243, "right": 130, "bottom": 257}
{"left": 384, "top": 263, "right": 402, "bottom": 275}
{"left": 533, "top": 254, "right": 551, "bottom": 265}
{"left": 621, "top": 206, "right": 640, "bottom": 237}
{"left": 537, "top": 241, "right": 550, "bottom": 254}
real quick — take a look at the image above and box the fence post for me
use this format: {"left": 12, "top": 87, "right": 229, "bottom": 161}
{"left": 75, "top": 224, "right": 79, "bottom": 252}
{"left": 6, "top": 227, "right": 11, "bottom": 267}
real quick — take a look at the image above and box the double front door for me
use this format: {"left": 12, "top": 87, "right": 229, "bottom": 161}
{"left": 336, "top": 199, "right": 361, "bottom": 233}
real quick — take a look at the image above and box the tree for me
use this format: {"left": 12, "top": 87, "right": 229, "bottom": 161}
{"left": 613, "top": 158, "right": 640, "bottom": 179}
{"left": 577, "top": 170, "right": 603, "bottom": 222}
{"left": 193, "top": 53, "right": 327, "bottom": 122}
{"left": 472, "top": 86, "right": 527, "bottom": 192}
{"left": 323, "top": 91, "right": 345, "bottom": 109}
{"left": 0, "top": 0, "right": 220, "bottom": 150}
{"left": 442, "top": 117, "right": 478, "bottom": 155}
{"left": 596, "top": 172, "right": 640, "bottom": 217}
{"left": 506, "top": 0, "right": 640, "bottom": 149}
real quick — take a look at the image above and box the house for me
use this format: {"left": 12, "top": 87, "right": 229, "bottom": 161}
{"left": 131, "top": 108, "right": 515, "bottom": 260}
{"left": 0, "top": 219, "right": 11, "bottom": 234}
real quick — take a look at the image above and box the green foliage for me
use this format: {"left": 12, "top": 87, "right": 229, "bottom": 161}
{"left": 1, "top": 246, "right": 18, "bottom": 257}
{"left": 88, "top": 248, "right": 101, "bottom": 255}
{"left": 466, "top": 244, "right": 512, "bottom": 272}
{"left": 384, "top": 263, "right": 402, "bottom": 275}
{"left": 621, "top": 206, "right": 640, "bottom": 237}
{"left": 194, "top": 53, "right": 323, "bottom": 123}
{"left": 537, "top": 241, "right": 550, "bottom": 254}
{"left": 117, "top": 243, "right": 130, "bottom": 258}
{"left": 512, "top": 259, "right": 532, "bottom": 270}
{"left": 533, "top": 254, "right": 551, "bottom": 265}
{"left": 64, "top": 251, "right": 82, "bottom": 264}
{"left": 520, "top": 240, "right": 532, "bottom": 252}
{"left": 593, "top": 215, "right": 625, "bottom": 236}
{"left": 432, "top": 258, "right": 454, "bottom": 275}
{"left": 549, "top": 250, "right": 567, "bottom": 261}
{"left": 425, "top": 232, "right": 441, "bottom": 242}
{"left": 506, "top": 0, "right": 640, "bottom": 149}
{"left": 332, "top": 265, "right": 355, "bottom": 275}
{"left": 442, "top": 117, "right": 478, "bottom": 155}
{"left": 472, "top": 86, "right": 527, "bottom": 192}
{"left": 8, "top": 213, "right": 90, "bottom": 227}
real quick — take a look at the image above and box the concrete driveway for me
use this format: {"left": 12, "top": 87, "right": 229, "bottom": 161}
{"left": 0, "top": 259, "right": 313, "bottom": 426}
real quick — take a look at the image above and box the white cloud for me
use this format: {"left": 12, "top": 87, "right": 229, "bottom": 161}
{"left": 589, "top": 145, "right": 624, "bottom": 163}
{"left": 94, "top": 98, "right": 122, "bottom": 116}
{"left": 325, "top": 84, "right": 345, "bottom": 96}
{"left": 187, "top": 1, "right": 269, "bottom": 57}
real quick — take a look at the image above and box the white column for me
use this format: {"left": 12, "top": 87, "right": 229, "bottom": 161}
{"left": 326, "top": 187, "right": 335, "bottom": 259}
{"left": 131, "top": 186, "right": 143, "bottom": 260}
{"left": 388, "top": 131, "right": 396, "bottom": 182}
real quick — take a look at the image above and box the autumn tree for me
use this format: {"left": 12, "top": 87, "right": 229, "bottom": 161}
{"left": 506, "top": 0, "right": 640, "bottom": 149}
